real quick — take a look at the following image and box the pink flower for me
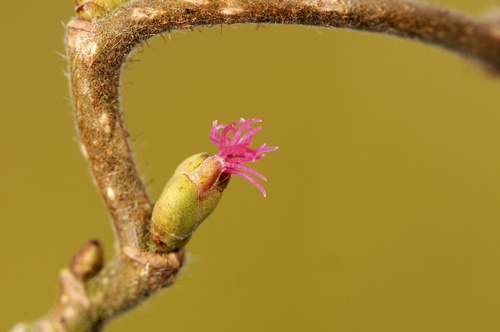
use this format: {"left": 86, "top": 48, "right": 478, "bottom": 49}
{"left": 210, "top": 118, "right": 278, "bottom": 197}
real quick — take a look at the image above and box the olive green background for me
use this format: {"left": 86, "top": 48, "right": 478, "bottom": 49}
{"left": 1, "top": 1, "right": 499, "bottom": 331}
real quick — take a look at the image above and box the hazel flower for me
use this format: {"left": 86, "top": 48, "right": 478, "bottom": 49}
{"left": 151, "top": 118, "right": 278, "bottom": 252}
{"left": 210, "top": 118, "right": 279, "bottom": 197}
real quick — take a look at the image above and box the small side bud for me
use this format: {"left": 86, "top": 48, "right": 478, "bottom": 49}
{"left": 151, "top": 153, "right": 230, "bottom": 252}
{"left": 75, "top": 0, "right": 130, "bottom": 20}
{"left": 70, "top": 240, "right": 104, "bottom": 280}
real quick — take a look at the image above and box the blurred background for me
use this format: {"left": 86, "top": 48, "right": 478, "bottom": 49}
{"left": 1, "top": 1, "right": 499, "bottom": 331}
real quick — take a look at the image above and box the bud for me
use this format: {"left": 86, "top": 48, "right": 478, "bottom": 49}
{"left": 70, "top": 240, "right": 104, "bottom": 280}
{"left": 151, "top": 153, "right": 230, "bottom": 252}
{"left": 151, "top": 118, "right": 278, "bottom": 252}
{"left": 75, "top": 0, "right": 130, "bottom": 20}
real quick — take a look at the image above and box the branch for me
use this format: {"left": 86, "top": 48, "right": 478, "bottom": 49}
{"left": 13, "top": 0, "right": 500, "bottom": 331}
{"left": 67, "top": 0, "right": 500, "bottom": 250}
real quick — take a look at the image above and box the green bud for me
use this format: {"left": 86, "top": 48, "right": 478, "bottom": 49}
{"left": 75, "top": 0, "right": 130, "bottom": 20}
{"left": 151, "top": 153, "right": 230, "bottom": 252}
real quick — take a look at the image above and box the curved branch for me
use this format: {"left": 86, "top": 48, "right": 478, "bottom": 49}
{"left": 13, "top": 0, "right": 500, "bottom": 331}
{"left": 68, "top": 0, "right": 500, "bottom": 250}
{"left": 69, "top": 0, "right": 500, "bottom": 249}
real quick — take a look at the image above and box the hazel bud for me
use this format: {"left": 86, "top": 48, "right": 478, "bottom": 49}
{"left": 151, "top": 153, "right": 230, "bottom": 252}
{"left": 151, "top": 118, "right": 278, "bottom": 251}
{"left": 70, "top": 240, "right": 104, "bottom": 280}
{"left": 75, "top": 0, "right": 130, "bottom": 20}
